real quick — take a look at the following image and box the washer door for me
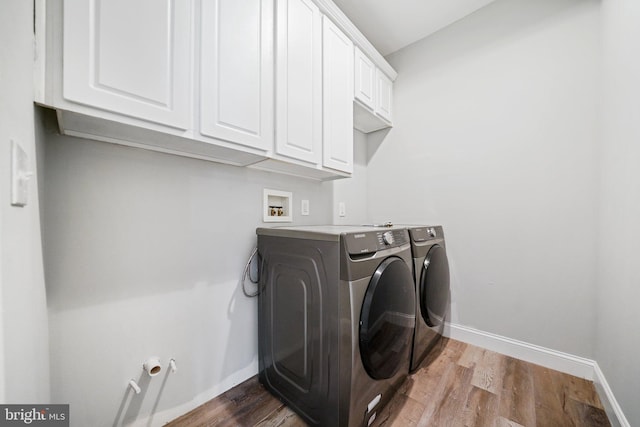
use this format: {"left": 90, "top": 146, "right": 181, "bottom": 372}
{"left": 359, "top": 256, "right": 416, "bottom": 380}
{"left": 420, "top": 245, "right": 450, "bottom": 328}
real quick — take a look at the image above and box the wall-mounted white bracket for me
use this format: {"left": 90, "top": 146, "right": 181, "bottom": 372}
{"left": 128, "top": 379, "right": 141, "bottom": 394}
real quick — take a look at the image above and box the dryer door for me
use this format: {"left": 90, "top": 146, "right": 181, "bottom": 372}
{"left": 420, "top": 245, "right": 450, "bottom": 328}
{"left": 359, "top": 256, "right": 416, "bottom": 380}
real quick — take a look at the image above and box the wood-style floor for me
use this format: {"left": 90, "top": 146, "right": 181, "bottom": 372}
{"left": 167, "top": 338, "right": 610, "bottom": 427}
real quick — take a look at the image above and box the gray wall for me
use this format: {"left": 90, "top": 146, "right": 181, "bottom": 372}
{"left": 597, "top": 0, "right": 640, "bottom": 423}
{"left": 0, "top": 0, "right": 50, "bottom": 403}
{"left": 39, "top": 110, "right": 333, "bottom": 425}
{"left": 332, "top": 130, "right": 370, "bottom": 225}
{"left": 366, "top": 0, "right": 602, "bottom": 357}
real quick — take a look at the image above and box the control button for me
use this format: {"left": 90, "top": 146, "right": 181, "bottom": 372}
{"left": 382, "top": 231, "right": 394, "bottom": 245}
{"left": 427, "top": 227, "right": 437, "bottom": 238}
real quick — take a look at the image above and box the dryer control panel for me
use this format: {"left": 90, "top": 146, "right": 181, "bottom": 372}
{"left": 409, "top": 226, "right": 442, "bottom": 242}
{"left": 344, "top": 229, "right": 409, "bottom": 255}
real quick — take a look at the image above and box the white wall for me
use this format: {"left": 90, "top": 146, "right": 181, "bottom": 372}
{"left": 331, "top": 130, "right": 370, "bottom": 225}
{"left": 39, "top": 109, "right": 332, "bottom": 426}
{"left": 597, "top": 0, "right": 640, "bottom": 424}
{"left": 0, "top": 0, "right": 51, "bottom": 403}
{"left": 367, "top": 0, "right": 601, "bottom": 357}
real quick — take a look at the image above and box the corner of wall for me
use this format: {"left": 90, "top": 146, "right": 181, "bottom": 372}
{"left": 593, "top": 363, "right": 631, "bottom": 427}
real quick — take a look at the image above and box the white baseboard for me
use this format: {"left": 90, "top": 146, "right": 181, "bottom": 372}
{"left": 445, "top": 323, "right": 595, "bottom": 379}
{"left": 593, "top": 362, "right": 630, "bottom": 427}
{"left": 128, "top": 361, "right": 259, "bottom": 427}
{"left": 445, "top": 323, "right": 629, "bottom": 427}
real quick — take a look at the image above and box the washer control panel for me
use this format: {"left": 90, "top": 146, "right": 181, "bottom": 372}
{"left": 381, "top": 231, "right": 394, "bottom": 245}
{"left": 344, "top": 229, "right": 409, "bottom": 255}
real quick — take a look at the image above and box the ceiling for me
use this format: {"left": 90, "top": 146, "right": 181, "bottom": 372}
{"left": 331, "top": 0, "right": 498, "bottom": 56}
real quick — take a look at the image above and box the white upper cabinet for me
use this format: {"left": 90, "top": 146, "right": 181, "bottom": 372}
{"left": 352, "top": 46, "right": 394, "bottom": 133}
{"left": 322, "top": 16, "right": 353, "bottom": 174}
{"left": 375, "top": 68, "right": 393, "bottom": 123}
{"left": 200, "top": 0, "right": 274, "bottom": 151}
{"left": 38, "top": 0, "right": 396, "bottom": 178}
{"left": 275, "top": 0, "right": 322, "bottom": 164}
{"left": 63, "top": 0, "right": 192, "bottom": 129}
{"left": 354, "top": 46, "right": 375, "bottom": 111}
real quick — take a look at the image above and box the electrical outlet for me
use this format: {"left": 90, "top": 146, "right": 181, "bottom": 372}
{"left": 11, "top": 140, "right": 31, "bottom": 207}
{"left": 301, "top": 199, "right": 310, "bottom": 216}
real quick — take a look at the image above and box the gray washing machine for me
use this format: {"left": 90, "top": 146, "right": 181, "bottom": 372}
{"left": 256, "top": 226, "right": 416, "bottom": 427}
{"left": 407, "top": 226, "right": 451, "bottom": 372}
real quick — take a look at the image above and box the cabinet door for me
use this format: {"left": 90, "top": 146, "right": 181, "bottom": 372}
{"left": 275, "top": 0, "right": 322, "bottom": 164}
{"left": 200, "top": 0, "right": 274, "bottom": 151}
{"left": 322, "top": 17, "right": 353, "bottom": 174}
{"left": 63, "top": 0, "right": 192, "bottom": 129}
{"left": 375, "top": 69, "right": 393, "bottom": 123}
{"left": 354, "top": 47, "right": 375, "bottom": 111}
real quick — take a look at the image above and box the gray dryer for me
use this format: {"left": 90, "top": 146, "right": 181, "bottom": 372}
{"left": 407, "top": 225, "right": 451, "bottom": 372}
{"left": 257, "top": 225, "right": 416, "bottom": 427}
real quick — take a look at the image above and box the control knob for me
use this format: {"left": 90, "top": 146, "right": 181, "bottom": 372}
{"left": 427, "top": 227, "right": 437, "bottom": 238}
{"left": 382, "top": 231, "right": 394, "bottom": 245}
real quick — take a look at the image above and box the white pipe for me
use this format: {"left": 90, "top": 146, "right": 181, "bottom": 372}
{"left": 129, "top": 380, "right": 141, "bottom": 394}
{"left": 143, "top": 358, "right": 162, "bottom": 377}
